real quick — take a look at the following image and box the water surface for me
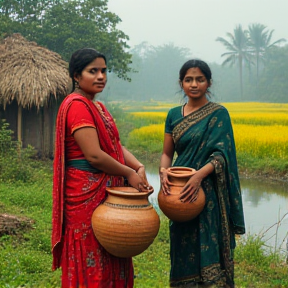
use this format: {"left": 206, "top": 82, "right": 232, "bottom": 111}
{"left": 146, "top": 171, "right": 288, "bottom": 251}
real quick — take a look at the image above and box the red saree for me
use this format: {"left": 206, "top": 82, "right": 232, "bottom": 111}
{"left": 52, "top": 93, "right": 134, "bottom": 288}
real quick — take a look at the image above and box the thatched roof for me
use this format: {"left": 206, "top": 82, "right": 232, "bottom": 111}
{"left": 0, "top": 33, "right": 70, "bottom": 109}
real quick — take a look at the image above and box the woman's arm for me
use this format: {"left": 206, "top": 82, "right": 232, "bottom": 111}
{"left": 73, "top": 127, "right": 146, "bottom": 191}
{"left": 122, "top": 146, "right": 151, "bottom": 189}
{"left": 159, "top": 133, "right": 175, "bottom": 195}
{"left": 179, "top": 162, "right": 214, "bottom": 202}
{"left": 121, "top": 146, "right": 144, "bottom": 171}
{"left": 160, "top": 133, "right": 174, "bottom": 169}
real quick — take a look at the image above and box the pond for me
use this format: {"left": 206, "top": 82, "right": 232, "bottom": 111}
{"left": 146, "top": 171, "right": 288, "bottom": 252}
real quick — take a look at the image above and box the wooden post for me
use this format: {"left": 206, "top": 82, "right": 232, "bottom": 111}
{"left": 17, "top": 104, "right": 22, "bottom": 146}
{"left": 17, "top": 105, "right": 22, "bottom": 159}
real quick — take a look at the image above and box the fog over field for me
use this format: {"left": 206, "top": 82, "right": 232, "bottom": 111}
{"left": 108, "top": 0, "right": 288, "bottom": 63}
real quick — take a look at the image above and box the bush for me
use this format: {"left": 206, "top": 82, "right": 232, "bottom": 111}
{"left": 0, "top": 119, "right": 38, "bottom": 183}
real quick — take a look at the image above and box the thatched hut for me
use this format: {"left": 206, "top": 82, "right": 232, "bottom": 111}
{"left": 0, "top": 34, "right": 70, "bottom": 158}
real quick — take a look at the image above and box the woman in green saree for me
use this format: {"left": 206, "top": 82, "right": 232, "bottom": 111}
{"left": 159, "top": 59, "right": 245, "bottom": 288}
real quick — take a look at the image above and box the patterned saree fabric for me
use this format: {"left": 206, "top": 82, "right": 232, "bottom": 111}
{"left": 165, "top": 102, "right": 245, "bottom": 288}
{"left": 52, "top": 93, "right": 133, "bottom": 288}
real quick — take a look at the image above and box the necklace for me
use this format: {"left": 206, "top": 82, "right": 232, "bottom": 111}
{"left": 74, "top": 88, "right": 94, "bottom": 100}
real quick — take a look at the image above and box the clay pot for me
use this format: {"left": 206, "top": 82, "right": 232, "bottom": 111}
{"left": 92, "top": 186, "right": 160, "bottom": 258}
{"left": 158, "top": 166, "right": 205, "bottom": 222}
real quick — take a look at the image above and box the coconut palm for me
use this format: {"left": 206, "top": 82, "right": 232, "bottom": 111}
{"left": 216, "top": 24, "right": 251, "bottom": 100}
{"left": 248, "top": 23, "right": 286, "bottom": 83}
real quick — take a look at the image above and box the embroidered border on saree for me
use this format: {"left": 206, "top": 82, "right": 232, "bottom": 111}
{"left": 71, "top": 122, "right": 96, "bottom": 134}
{"left": 172, "top": 102, "right": 221, "bottom": 143}
{"left": 170, "top": 263, "right": 227, "bottom": 287}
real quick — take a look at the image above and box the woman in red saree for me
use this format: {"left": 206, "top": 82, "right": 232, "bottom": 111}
{"left": 52, "top": 48, "right": 151, "bottom": 288}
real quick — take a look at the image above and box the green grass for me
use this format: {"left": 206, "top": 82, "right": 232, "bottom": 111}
{"left": 236, "top": 152, "right": 288, "bottom": 180}
{"left": 234, "top": 236, "right": 288, "bottom": 287}
{"left": 1, "top": 103, "right": 288, "bottom": 287}
{"left": 1, "top": 172, "right": 288, "bottom": 288}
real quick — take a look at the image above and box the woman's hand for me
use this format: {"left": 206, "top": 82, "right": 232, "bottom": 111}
{"left": 136, "top": 166, "right": 153, "bottom": 191}
{"left": 126, "top": 169, "right": 152, "bottom": 192}
{"left": 179, "top": 172, "right": 203, "bottom": 203}
{"left": 159, "top": 167, "right": 170, "bottom": 195}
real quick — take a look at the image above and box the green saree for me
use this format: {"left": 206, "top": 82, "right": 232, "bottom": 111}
{"left": 165, "top": 102, "right": 245, "bottom": 288}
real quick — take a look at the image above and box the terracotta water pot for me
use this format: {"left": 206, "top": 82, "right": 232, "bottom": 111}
{"left": 158, "top": 167, "right": 206, "bottom": 222}
{"left": 92, "top": 186, "right": 160, "bottom": 258}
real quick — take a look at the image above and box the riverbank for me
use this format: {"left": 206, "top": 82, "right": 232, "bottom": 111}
{"left": 240, "top": 170, "right": 288, "bottom": 184}
{"left": 132, "top": 151, "right": 288, "bottom": 185}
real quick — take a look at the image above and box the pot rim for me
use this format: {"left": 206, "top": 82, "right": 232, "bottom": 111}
{"left": 106, "top": 186, "right": 154, "bottom": 197}
{"left": 167, "top": 166, "right": 196, "bottom": 177}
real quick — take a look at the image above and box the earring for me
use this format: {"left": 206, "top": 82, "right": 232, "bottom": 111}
{"left": 75, "top": 81, "right": 79, "bottom": 89}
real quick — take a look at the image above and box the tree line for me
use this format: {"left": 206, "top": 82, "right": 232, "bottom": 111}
{"left": 216, "top": 24, "right": 286, "bottom": 100}
{"left": 103, "top": 38, "right": 288, "bottom": 103}
{"left": 0, "top": 0, "right": 287, "bottom": 103}
{"left": 0, "top": 0, "right": 132, "bottom": 80}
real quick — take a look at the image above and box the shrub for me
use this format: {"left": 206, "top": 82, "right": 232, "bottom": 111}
{"left": 0, "top": 119, "right": 38, "bottom": 183}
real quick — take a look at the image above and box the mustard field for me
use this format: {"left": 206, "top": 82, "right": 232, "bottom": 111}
{"left": 125, "top": 102, "right": 288, "bottom": 172}
{"left": 129, "top": 112, "right": 167, "bottom": 125}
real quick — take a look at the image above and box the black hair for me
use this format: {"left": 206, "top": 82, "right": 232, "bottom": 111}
{"left": 179, "top": 59, "right": 212, "bottom": 96}
{"left": 69, "top": 48, "right": 107, "bottom": 91}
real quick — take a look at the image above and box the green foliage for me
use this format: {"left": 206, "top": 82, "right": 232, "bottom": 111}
{"left": 234, "top": 235, "right": 288, "bottom": 287}
{"left": 257, "top": 46, "right": 288, "bottom": 102}
{"left": 126, "top": 124, "right": 163, "bottom": 164}
{"left": 0, "top": 176, "right": 58, "bottom": 287}
{"left": 105, "top": 102, "right": 136, "bottom": 145}
{"left": 0, "top": 119, "right": 42, "bottom": 183}
{"left": 237, "top": 151, "right": 288, "bottom": 177}
{"left": 0, "top": 0, "right": 132, "bottom": 80}
{"left": 0, "top": 238, "right": 55, "bottom": 285}
{"left": 216, "top": 24, "right": 250, "bottom": 100}
{"left": 216, "top": 23, "right": 287, "bottom": 102}
{"left": 0, "top": 14, "right": 20, "bottom": 38}
{"left": 106, "top": 104, "right": 164, "bottom": 161}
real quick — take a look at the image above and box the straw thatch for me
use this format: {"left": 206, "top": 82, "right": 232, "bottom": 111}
{"left": 0, "top": 33, "right": 69, "bottom": 108}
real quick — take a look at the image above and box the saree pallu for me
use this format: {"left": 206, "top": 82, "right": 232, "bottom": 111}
{"left": 167, "top": 102, "right": 245, "bottom": 288}
{"left": 52, "top": 93, "right": 133, "bottom": 288}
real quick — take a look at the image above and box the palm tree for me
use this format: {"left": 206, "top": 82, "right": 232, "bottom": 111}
{"left": 216, "top": 25, "right": 251, "bottom": 100}
{"left": 247, "top": 23, "right": 286, "bottom": 84}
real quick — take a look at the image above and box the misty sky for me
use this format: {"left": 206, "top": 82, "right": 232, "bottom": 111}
{"left": 107, "top": 0, "right": 288, "bottom": 64}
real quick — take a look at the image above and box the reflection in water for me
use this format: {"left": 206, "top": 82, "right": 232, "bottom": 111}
{"left": 146, "top": 171, "right": 288, "bottom": 251}
{"left": 240, "top": 178, "right": 288, "bottom": 251}
{"left": 241, "top": 178, "right": 288, "bottom": 206}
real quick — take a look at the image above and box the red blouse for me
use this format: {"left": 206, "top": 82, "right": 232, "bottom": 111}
{"left": 65, "top": 101, "right": 96, "bottom": 160}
